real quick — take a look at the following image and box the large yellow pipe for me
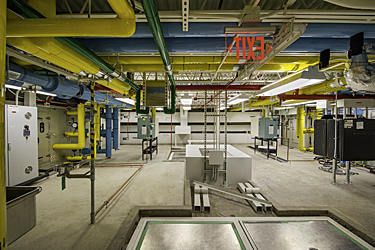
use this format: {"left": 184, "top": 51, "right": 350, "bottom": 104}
{"left": 249, "top": 98, "right": 279, "bottom": 107}
{"left": 0, "top": 0, "right": 7, "bottom": 248}
{"left": 53, "top": 104, "right": 86, "bottom": 150}
{"left": 299, "top": 77, "right": 347, "bottom": 95}
{"left": 7, "top": 0, "right": 135, "bottom": 37}
{"left": 31, "top": 38, "right": 101, "bottom": 74}
{"left": 7, "top": 38, "right": 84, "bottom": 74}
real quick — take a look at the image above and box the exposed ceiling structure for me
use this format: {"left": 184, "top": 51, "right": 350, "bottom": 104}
{"left": 6, "top": 0, "right": 375, "bottom": 111}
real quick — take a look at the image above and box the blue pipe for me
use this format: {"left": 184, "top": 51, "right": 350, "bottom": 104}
{"left": 112, "top": 107, "right": 119, "bottom": 150}
{"left": 7, "top": 63, "right": 132, "bottom": 107}
{"left": 9, "top": 62, "right": 80, "bottom": 97}
{"left": 76, "top": 37, "right": 375, "bottom": 54}
{"left": 105, "top": 106, "right": 112, "bottom": 158}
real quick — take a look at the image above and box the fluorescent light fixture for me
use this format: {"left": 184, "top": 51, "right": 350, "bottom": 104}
{"left": 36, "top": 91, "right": 57, "bottom": 97}
{"left": 182, "top": 106, "right": 191, "bottom": 111}
{"left": 180, "top": 93, "right": 192, "bottom": 105}
{"left": 156, "top": 107, "right": 163, "bottom": 111}
{"left": 4, "top": 84, "right": 22, "bottom": 90}
{"left": 257, "top": 66, "right": 326, "bottom": 97}
{"left": 227, "top": 94, "right": 249, "bottom": 105}
{"left": 274, "top": 106, "right": 294, "bottom": 110}
{"left": 115, "top": 98, "right": 135, "bottom": 105}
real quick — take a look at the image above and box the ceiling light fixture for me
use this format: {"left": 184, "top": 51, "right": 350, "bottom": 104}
{"left": 35, "top": 91, "right": 57, "bottom": 97}
{"left": 227, "top": 94, "right": 249, "bottom": 105}
{"left": 182, "top": 106, "right": 191, "bottom": 111}
{"left": 257, "top": 66, "right": 326, "bottom": 97}
{"left": 115, "top": 98, "right": 135, "bottom": 105}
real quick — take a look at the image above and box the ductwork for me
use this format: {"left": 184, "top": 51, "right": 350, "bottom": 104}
{"left": 344, "top": 54, "right": 375, "bottom": 94}
{"left": 141, "top": 0, "right": 176, "bottom": 114}
{"left": 324, "top": 0, "right": 375, "bottom": 10}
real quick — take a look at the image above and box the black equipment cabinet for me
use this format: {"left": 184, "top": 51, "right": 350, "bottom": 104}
{"left": 314, "top": 118, "right": 375, "bottom": 161}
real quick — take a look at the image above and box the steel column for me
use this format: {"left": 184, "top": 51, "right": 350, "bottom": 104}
{"left": 112, "top": 107, "right": 119, "bottom": 150}
{"left": 106, "top": 106, "right": 112, "bottom": 158}
{"left": 90, "top": 81, "right": 96, "bottom": 224}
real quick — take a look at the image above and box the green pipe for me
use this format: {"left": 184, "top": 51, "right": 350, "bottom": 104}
{"left": 141, "top": 0, "right": 176, "bottom": 114}
{"left": 7, "top": 0, "right": 139, "bottom": 93}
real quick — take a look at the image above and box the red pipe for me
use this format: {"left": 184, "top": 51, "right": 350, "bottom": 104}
{"left": 95, "top": 84, "right": 120, "bottom": 94}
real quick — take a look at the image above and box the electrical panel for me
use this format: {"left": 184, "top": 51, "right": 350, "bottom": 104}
{"left": 258, "top": 117, "right": 279, "bottom": 139}
{"left": 137, "top": 117, "right": 159, "bottom": 139}
{"left": 314, "top": 118, "right": 375, "bottom": 161}
{"left": 5, "top": 105, "right": 38, "bottom": 186}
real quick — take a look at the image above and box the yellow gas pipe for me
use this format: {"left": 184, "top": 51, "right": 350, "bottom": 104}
{"left": 0, "top": 0, "right": 7, "bottom": 247}
{"left": 297, "top": 106, "right": 314, "bottom": 152}
{"left": 53, "top": 104, "right": 86, "bottom": 150}
{"left": 65, "top": 103, "right": 100, "bottom": 161}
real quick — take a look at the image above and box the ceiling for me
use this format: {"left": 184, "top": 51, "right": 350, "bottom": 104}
{"left": 8, "top": 0, "right": 375, "bottom": 110}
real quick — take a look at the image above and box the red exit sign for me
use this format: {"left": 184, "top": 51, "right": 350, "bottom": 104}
{"left": 226, "top": 36, "right": 272, "bottom": 62}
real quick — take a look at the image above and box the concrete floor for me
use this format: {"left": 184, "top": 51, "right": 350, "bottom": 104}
{"left": 8, "top": 143, "right": 375, "bottom": 249}
{"left": 8, "top": 145, "right": 185, "bottom": 250}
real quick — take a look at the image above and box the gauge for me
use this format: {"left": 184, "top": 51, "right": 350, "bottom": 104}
{"left": 71, "top": 122, "right": 78, "bottom": 128}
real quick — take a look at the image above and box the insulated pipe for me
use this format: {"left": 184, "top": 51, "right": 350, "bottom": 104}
{"left": 0, "top": 0, "right": 7, "bottom": 247}
{"left": 141, "top": 0, "right": 176, "bottom": 114}
{"left": 7, "top": 0, "right": 138, "bottom": 96}
{"left": 53, "top": 104, "right": 86, "bottom": 150}
{"left": 8, "top": 62, "right": 81, "bottom": 97}
{"left": 112, "top": 107, "right": 119, "bottom": 150}
{"left": 105, "top": 106, "right": 112, "bottom": 158}
{"left": 7, "top": 0, "right": 136, "bottom": 37}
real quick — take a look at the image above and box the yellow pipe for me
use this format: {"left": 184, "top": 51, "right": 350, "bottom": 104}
{"left": 65, "top": 132, "right": 89, "bottom": 138}
{"left": 249, "top": 98, "right": 279, "bottom": 107}
{"left": 299, "top": 77, "right": 348, "bottom": 95}
{"left": 297, "top": 106, "right": 314, "bottom": 152}
{"left": 31, "top": 38, "right": 101, "bottom": 74}
{"left": 53, "top": 104, "right": 86, "bottom": 150}
{"left": 65, "top": 104, "right": 100, "bottom": 161}
{"left": 119, "top": 64, "right": 234, "bottom": 72}
{"left": 0, "top": 0, "right": 7, "bottom": 247}
{"left": 29, "top": 0, "right": 56, "bottom": 18}
{"left": 7, "top": 38, "right": 84, "bottom": 74}
{"left": 7, "top": 0, "right": 135, "bottom": 37}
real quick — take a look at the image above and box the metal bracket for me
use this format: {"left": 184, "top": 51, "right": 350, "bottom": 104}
{"left": 182, "top": 0, "right": 189, "bottom": 31}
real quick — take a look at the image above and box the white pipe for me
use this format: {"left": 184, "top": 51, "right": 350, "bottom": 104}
{"left": 15, "top": 89, "right": 20, "bottom": 105}
{"left": 324, "top": 0, "right": 375, "bottom": 10}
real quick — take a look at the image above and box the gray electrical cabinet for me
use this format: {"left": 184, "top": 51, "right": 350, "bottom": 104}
{"left": 258, "top": 117, "right": 279, "bottom": 139}
{"left": 137, "top": 117, "right": 159, "bottom": 139}
{"left": 5, "top": 105, "right": 38, "bottom": 186}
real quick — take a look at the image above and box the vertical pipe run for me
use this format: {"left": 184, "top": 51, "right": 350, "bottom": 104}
{"left": 0, "top": 0, "right": 7, "bottom": 247}
{"left": 112, "top": 107, "right": 119, "bottom": 150}
{"left": 105, "top": 106, "right": 112, "bottom": 158}
{"left": 332, "top": 91, "right": 338, "bottom": 184}
{"left": 90, "top": 81, "right": 96, "bottom": 224}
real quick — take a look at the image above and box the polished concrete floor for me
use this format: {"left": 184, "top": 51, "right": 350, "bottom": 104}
{"left": 8, "top": 143, "right": 375, "bottom": 249}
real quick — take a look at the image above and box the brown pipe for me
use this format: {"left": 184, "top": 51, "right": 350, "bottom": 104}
{"left": 95, "top": 165, "right": 143, "bottom": 215}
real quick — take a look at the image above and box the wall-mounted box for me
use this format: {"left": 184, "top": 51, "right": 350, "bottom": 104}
{"left": 209, "top": 150, "right": 224, "bottom": 165}
{"left": 258, "top": 117, "right": 279, "bottom": 139}
{"left": 137, "top": 118, "right": 159, "bottom": 139}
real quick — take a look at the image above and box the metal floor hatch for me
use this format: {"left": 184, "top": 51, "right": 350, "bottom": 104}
{"left": 127, "top": 217, "right": 374, "bottom": 250}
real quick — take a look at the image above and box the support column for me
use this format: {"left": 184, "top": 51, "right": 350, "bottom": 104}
{"left": 112, "top": 107, "right": 119, "bottom": 150}
{"left": 90, "top": 81, "right": 96, "bottom": 224}
{"left": 0, "top": 0, "right": 7, "bottom": 248}
{"left": 105, "top": 106, "right": 112, "bottom": 158}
